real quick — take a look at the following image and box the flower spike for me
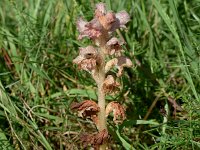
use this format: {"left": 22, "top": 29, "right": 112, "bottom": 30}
{"left": 73, "top": 2, "right": 131, "bottom": 148}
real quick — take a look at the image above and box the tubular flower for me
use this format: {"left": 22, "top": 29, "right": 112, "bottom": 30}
{"left": 103, "top": 75, "right": 120, "bottom": 93}
{"left": 105, "top": 56, "right": 133, "bottom": 77}
{"left": 73, "top": 46, "right": 100, "bottom": 72}
{"left": 116, "top": 56, "right": 133, "bottom": 77}
{"left": 110, "top": 10, "right": 130, "bottom": 31}
{"left": 106, "top": 101, "right": 126, "bottom": 124}
{"left": 106, "top": 37, "right": 124, "bottom": 56}
{"left": 77, "top": 18, "right": 103, "bottom": 40}
{"left": 70, "top": 100, "right": 99, "bottom": 124}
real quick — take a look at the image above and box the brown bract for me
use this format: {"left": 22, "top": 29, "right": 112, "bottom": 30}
{"left": 97, "top": 12, "right": 116, "bottom": 31}
{"left": 70, "top": 100, "right": 99, "bottom": 124}
{"left": 80, "top": 129, "right": 109, "bottom": 150}
{"left": 103, "top": 75, "right": 120, "bottom": 94}
{"left": 73, "top": 46, "right": 100, "bottom": 72}
{"left": 106, "top": 101, "right": 126, "bottom": 124}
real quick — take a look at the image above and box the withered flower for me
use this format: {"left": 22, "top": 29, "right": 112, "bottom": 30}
{"left": 93, "top": 129, "right": 109, "bottom": 148}
{"left": 105, "top": 56, "right": 133, "bottom": 77}
{"left": 106, "top": 37, "right": 124, "bottom": 56}
{"left": 80, "top": 129, "right": 109, "bottom": 149}
{"left": 73, "top": 46, "right": 100, "bottom": 72}
{"left": 103, "top": 75, "right": 120, "bottom": 93}
{"left": 71, "top": 100, "right": 99, "bottom": 124}
{"left": 106, "top": 101, "right": 126, "bottom": 124}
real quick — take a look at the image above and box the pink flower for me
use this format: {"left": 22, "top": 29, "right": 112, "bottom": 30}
{"left": 73, "top": 46, "right": 100, "bottom": 72}
{"left": 76, "top": 3, "right": 130, "bottom": 40}
{"left": 95, "top": 3, "right": 130, "bottom": 31}
{"left": 105, "top": 56, "right": 133, "bottom": 77}
{"left": 95, "top": 2, "right": 107, "bottom": 17}
{"left": 106, "top": 37, "right": 124, "bottom": 55}
{"left": 110, "top": 10, "right": 130, "bottom": 31}
{"left": 76, "top": 18, "right": 103, "bottom": 40}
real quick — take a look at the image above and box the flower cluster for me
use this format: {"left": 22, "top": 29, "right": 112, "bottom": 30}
{"left": 76, "top": 3, "right": 130, "bottom": 40}
{"left": 72, "top": 2, "right": 132, "bottom": 149}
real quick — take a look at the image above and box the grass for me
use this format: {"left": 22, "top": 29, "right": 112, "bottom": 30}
{"left": 0, "top": 0, "right": 200, "bottom": 149}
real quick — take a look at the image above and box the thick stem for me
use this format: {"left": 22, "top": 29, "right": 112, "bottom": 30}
{"left": 97, "top": 45, "right": 107, "bottom": 150}
{"left": 93, "top": 32, "right": 109, "bottom": 150}
{"left": 97, "top": 79, "right": 107, "bottom": 150}
{"left": 97, "top": 73, "right": 106, "bottom": 131}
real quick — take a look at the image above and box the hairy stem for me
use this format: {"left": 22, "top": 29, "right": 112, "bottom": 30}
{"left": 97, "top": 70, "right": 106, "bottom": 131}
{"left": 97, "top": 44, "right": 107, "bottom": 150}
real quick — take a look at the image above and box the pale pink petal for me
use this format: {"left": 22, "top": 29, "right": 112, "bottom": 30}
{"left": 79, "top": 46, "right": 97, "bottom": 57}
{"left": 105, "top": 58, "right": 118, "bottom": 73}
{"left": 73, "top": 46, "right": 100, "bottom": 72}
{"left": 76, "top": 17, "right": 88, "bottom": 33}
{"left": 110, "top": 10, "right": 130, "bottom": 31}
{"left": 115, "top": 11, "right": 130, "bottom": 26}
{"left": 105, "top": 56, "right": 132, "bottom": 76}
{"left": 73, "top": 55, "right": 84, "bottom": 64}
{"left": 78, "top": 18, "right": 103, "bottom": 40}
{"left": 106, "top": 37, "right": 124, "bottom": 55}
{"left": 95, "top": 2, "right": 107, "bottom": 17}
{"left": 116, "top": 56, "right": 132, "bottom": 77}
{"left": 86, "top": 18, "right": 103, "bottom": 30}
{"left": 107, "top": 37, "right": 124, "bottom": 46}
{"left": 117, "top": 56, "right": 132, "bottom": 67}
{"left": 103, "top": 12, "right": 116, "bottom": 30}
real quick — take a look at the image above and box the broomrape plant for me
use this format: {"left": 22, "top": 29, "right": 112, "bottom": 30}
{"left": 71, "top": 2, "right": 132, "bottom": 149}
